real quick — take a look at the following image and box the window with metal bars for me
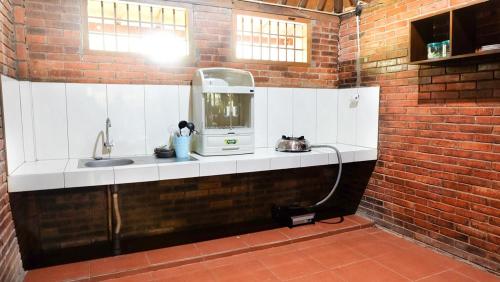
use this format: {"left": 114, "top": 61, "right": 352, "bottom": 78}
{"left": 235, "top": 13, "right": 310, "bottom": 64}
{"left": 86, "top": 0, "right": 189, "bottom": 59}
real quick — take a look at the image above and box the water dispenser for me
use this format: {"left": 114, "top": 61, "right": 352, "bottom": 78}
{"left": 192, "top": 68, "right": 255, "bottom": 155}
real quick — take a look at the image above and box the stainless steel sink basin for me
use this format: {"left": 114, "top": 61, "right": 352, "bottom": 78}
{"left": 82, "top": 158, "right": 134, "bottom": 168}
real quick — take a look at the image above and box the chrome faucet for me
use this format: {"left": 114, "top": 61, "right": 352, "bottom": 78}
{"left": 104, "top": 118, "right": 114, "bottom": 152}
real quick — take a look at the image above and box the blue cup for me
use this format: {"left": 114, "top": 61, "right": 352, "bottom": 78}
{"left": 174, "top": 135, "right": 191, "bottom": 159}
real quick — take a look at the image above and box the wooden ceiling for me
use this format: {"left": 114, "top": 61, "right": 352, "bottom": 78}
{"left": 256, "top": 0, "right": 359, "bottom": 14}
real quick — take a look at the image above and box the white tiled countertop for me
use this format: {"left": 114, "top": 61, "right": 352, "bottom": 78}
{"left": 7, "top": 145, "right": 377, "bottom": 193}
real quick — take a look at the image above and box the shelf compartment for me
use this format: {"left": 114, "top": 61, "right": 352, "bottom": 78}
{"left": 410, "top": 12, "right": 450, "bottom": 62}
{"left": 452, "top": 1, "right": 500, "bottom": 56}
{"left": 409, "top": 0, "right": 500, "bottom": 65}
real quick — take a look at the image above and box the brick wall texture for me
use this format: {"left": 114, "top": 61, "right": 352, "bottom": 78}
{"left": 14, "top": 0, "right": 340, "bottom": 87}
{"left": 0, "top": 0, "right": 24, "bottom": 281}
{"left": 339, "top": 0, "right": 499, "bottom": 272}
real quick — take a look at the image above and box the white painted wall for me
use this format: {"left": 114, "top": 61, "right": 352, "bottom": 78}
{"left": 1, "top": 75, "right": 380, "bottom": 174}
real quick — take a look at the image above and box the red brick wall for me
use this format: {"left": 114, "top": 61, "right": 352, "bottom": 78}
{"left": 15, "top": 0, "right": 339, "bottom": 88}
{"left": 339, "top": 0, "right": 499, "bottom": 272}
{"left": 0, "top": 0, "right": 24, "bottom": 281}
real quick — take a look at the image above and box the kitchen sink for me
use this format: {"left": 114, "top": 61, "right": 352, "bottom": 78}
{"left": 80, "top": 158, "right": 134, "bottom": 168}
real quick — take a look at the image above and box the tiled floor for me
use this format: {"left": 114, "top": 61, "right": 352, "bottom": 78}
{"left": 24, "top": 215, "right": 499, "bottom": 282}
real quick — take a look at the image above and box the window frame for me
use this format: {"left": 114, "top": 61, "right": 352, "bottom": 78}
{"left": 82, "top": 0, "right": 194, "bottom": 64}
{"left": 232, "top": 10, "right": 312, "bottom": 66}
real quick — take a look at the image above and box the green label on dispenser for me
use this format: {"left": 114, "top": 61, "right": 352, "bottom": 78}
{"left": 224, "top": 139, "right": 238, "bottom": 145}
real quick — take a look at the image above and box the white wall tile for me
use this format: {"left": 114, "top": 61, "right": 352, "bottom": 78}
{"left": 145, "top": 85, "right": 179, "bottom": 154}
{"left": 20, "top": 81, "right": 35, "bottom": 162}
{"left": 267, "top": 87, "right": 293, "bottom": 147}
{"left": 293, "top": 88, "right": 317, "bottom": 144}
{"left": 158, "top": 162, "right": 199, "bottom": 180}
{"left": 32, "top": 82, "right": 68, "bottom": 160}
{"left": 254, "top": 87, "right": 268, "bottom": 148}
{"left": 66, "top": 83, "right": 108, "bottom": 158}
{"left": 270, "top": 155, "right": 300, "bottom": 170}
{"left": 107, "top": 84, "right": 146, "bottom": 156}
{"left": 356, "top": 87, "right": 380, "bottom": 148}
{"left": 65, "top": 168, "right": 114, "bottom": 188}
{"left": 316, "top": 89, "right": 338, "bottom": 144}
{"left": 237, "top": 158, "right": 270, "bottom": 173}
{"left": 179, "top": 85, "right": 191, "bottom": 121}
{"left": 1, "top": 76, "right": 24, "bottom": 174}
{"left": 300, "top": 151, "right": 329, "bottom": 167}
{"left": 7, "top": 159, "right": 67, "bottom": 192}
{"left": 114, "top": 164, "right": 159, "bottom": 184}
{"left": 337, "top": 88, "right": 358, "bottom": 145}
{"left": 199, "top": 160, "right": 236, "bottom": 176}
{"left": 355, "top": 148, "right": 378, "bottom": 161}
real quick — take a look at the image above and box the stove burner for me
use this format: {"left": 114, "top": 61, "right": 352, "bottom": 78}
{"left": 281, "top": 135, "right": 305, "bottom": 141}
{"left": 275, "top": 135, "right": 311, "bottom": 152}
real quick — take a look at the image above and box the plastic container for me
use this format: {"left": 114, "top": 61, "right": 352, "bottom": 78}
{"left": 441, "top": 40, "right": 450, "bottom": 57}
{"left": 174, "top": 135, "right": 191, "bottom": 159}
{"left": 427, "top": 42, "right": 443, "bottom": 59}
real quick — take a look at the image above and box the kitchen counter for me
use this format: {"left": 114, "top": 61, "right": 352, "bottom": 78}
{"left": 8, "top": 145, "right": 377, "bottom": 192}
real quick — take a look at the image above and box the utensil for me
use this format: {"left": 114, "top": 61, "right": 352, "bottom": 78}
{"left": 186, "top": 122, "right": 195, "bottom": 136}
{"left": 178, "top": 120, "right": 188, "bottom": 135}
{"left": 180, "top": 127, "right": 190, "bottom": 137}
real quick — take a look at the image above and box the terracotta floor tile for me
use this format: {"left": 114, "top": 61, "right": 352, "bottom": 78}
{"left": 24, "top": 261, "right": 90, "bottom": 282}
{"left": 286, "top": 270, "right": 345, "bottom": 282}
{"left": 363, "top": 226, "right": 384, "bottom": 234}
{"left": 416, "top": 270, "right": 476, "bottom": 282}
{"left": 404, "top": 245, "right": 463, "bottom": 269}
{"left": 325, "top": 229, "right": 374, "bottom": 245}
{"left": 89, "top": 252, "right": 150, "bottom": 277}
{"left": 240, "top": 229, "right": 289, "bottom": 247}
{"left": 152, "top": 268, "right": 215, "bottom": 282}
{"left": 150, "top": 263, "right": 207, "bottom": 280}
{"left": 303, "top": 242, "right": 367, "bottom": 269}
{"left": 335, "top": 259, "right": 409, "bottom": 282}
{"left": 370, "top": 232, "right": 416, "bottom": 250}
{"left": 453, "top": 264, "right": 500, "bottom": 282}
{"left": 293, "top": 236, "right": 332, "bottom": 250}
{"left": 266, "top": 257, "right": 327, "bottom": 281}
{"left": 103, "top": 272, "right": 153, "bottom": 282}
{"left": 146, "top": 243, "right": 202, "bottom": 265}
{"left": 202, "top": 252, "right": 256, "bottom": 269}
{"left": 257, "top": 250, "right": 304, "bottom": 267}
{"left": 346, "top": 238, "right": 398, "bottom": 258}
{"left": 209, "top": 259, "right": 267, "bottom": 281}
{"left": 375, "top": 248, "right": 450, "bottom": 280}
{"left": 278, "top": 223, "right": 325, "bottom": 239}
{"left": 24, "top": 217, "right": 497, "bottom": 282}
{"left": 215, "top": 268, "right": 279, "bottom": 282}
{"left": 252, "top": 243, "right": 299, "bottom": 258}
{"left": 194, "top": 236, "right": 248, "bottom": 255}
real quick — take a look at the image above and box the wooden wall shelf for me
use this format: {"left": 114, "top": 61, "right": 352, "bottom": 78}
{"left": 409, "top": 0, "right": 500, "bottom": 65}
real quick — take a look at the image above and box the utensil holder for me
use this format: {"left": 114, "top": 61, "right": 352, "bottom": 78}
{"left": 174, "top": 136, "right": 191, "bottom": 159}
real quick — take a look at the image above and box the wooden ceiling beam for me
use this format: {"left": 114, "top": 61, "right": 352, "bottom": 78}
{"left": 316, "top": 0, "right": 327, "bottom": 11}
{"left": 298, "top": 0, "right": 308, "bottom": 8}
{"left": 334, "top": 0, "right": 343, "bottom": 13}
{"left": 277, "top": 0, "right": 288, "bottom": 4}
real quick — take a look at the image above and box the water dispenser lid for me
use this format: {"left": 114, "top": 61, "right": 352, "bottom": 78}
{"left": 198, "top": 68, "right": 254, "bottom": 88}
